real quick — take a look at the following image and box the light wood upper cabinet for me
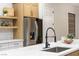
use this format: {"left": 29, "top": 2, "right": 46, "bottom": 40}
{"left": 13, "top": 3, "right": 39, "bottom": 39}
{"left": 23, "top": 4, "right": 31, "bottom": 17}
{"left": 13, "top": 3, "right": 24, "bottom": 39}
{"left": 23, "top": 3, "right": 39, "bottom": 18}
{"left": 31, "top": 5, "right": 39, "bottom": 17}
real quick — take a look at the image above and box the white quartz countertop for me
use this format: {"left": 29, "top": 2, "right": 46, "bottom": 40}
{"left": 0, "top": 39, "right": 79, "bottom": 56}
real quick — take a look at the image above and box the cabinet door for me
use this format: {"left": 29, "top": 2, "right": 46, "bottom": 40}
{"left": 66, "top": 50, "right": 79, "bottom": 56}
{"left": 23, "top": 4, "right": 31, "bottom": 16}
{"left": 13, "top": 3, "right": 24, "bottom": 39}
{"left": 31, "top": 4, "right": 39, "bottom": 18}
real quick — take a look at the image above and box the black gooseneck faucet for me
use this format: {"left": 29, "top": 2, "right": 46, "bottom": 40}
{"left": 45, "top": 27, "right": 56, "bottom": 48}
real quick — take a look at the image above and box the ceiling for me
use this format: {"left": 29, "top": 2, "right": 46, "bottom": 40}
{"left": 65, "top": 3, "right": 79, "bottom": 6}
{"left": 46, "top": 3, "right": 79, "bottom": 7}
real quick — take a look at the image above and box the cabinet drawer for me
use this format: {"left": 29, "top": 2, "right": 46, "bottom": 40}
{"left": 0, "top": 43, "right": 8, "bottom": 48}
{"left": 0, "top": 41, "right": 23, "bottom": 51}
{"left": 8, "top": 41, "right": 22, "bottom": 49}
{"left": 8, "top": 41, "right": 22, "bottom": 46}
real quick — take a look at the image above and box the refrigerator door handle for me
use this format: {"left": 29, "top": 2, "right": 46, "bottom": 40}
{"left": 35, "top": 21, "right": 38, "bottom": 43}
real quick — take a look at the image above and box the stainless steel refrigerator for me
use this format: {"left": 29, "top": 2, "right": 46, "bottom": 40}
{"left": 23, "top": 17, "right": 43, "bottom": 46}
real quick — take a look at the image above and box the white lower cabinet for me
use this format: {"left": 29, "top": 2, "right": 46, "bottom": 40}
{"left": 0, "top": 43, "right": 9, "bottom": 50}
{"left": 0, "top": 40, "right": 23, "bottom": 51}
{"left": 8, "top": 41, "right": 23, "bottom": 48}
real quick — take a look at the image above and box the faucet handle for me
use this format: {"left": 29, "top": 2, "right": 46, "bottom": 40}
{"left": 45, "top": 42, "right": 50, "bottom": 48}
{"left": 48, "top": 43, "right": 50, "bottom": 47}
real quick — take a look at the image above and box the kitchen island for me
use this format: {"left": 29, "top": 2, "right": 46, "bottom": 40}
{"left": 0, "top": 39, "right": 79, "bottom": 56}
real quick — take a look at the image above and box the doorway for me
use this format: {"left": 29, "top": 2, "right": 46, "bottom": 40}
{"left": 68, "top": 13, "right": 75, "bottom": 36}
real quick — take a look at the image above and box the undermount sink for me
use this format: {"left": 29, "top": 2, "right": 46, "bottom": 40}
{"left": 43, "top": 47, "right": 70, "bottom": 53}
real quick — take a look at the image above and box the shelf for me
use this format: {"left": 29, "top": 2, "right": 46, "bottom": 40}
{"left": 0, "top": 16, "right": 17, "bottom": 19}
{"left": 0, "top": 26, "right": 18, "bottom": 29}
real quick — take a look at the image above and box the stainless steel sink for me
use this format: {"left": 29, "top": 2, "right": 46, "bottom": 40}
{"left": 43, "top": 47, "right": 70, "bottom": 53}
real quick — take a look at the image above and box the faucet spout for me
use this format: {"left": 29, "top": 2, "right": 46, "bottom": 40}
{"left": 45, "top": 27, "right": 56, "bottom": 48}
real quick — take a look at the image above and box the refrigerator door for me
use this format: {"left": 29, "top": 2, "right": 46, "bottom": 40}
{"left": 36, "top": 19, "right": 43, "bottom": 44}
{"left": 23, "top": 17, "right": 42, "bottom": 46}
{"left": 23, "top": 17, "right": 30, "bottom": 46}
{"left": 29, "top": 19, "right": 38, "bottom": 45}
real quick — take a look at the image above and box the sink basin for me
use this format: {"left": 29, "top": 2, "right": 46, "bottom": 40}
{"left": 43, "top": 47, "right": 70, "bottom": 53}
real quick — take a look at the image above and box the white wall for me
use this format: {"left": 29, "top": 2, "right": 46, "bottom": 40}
{"left": 53, "top": 5, "right": 68, "bottom": 41}
{"left": 54, "top": 4, "right": 79, "bottom": 40}
{"left": 39, "top": 3, "right": 79, "bottom": 42}
{"left": 0, "top": 3, "right": 13, "bottom": 40}
{"left": 39, "top": 3, "right": 55, "bottom": 42}
{"left": 75, "top": 7, "right": 79, "bottom": 39}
